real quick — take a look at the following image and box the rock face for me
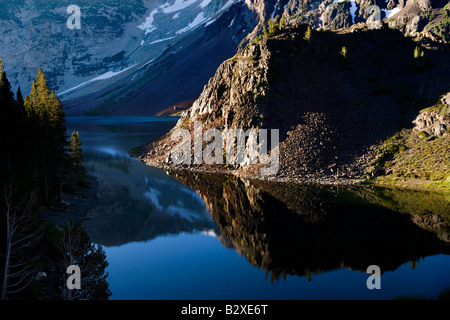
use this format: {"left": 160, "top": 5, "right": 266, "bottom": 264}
{"left": 1, "top": 1, "right": 148, "bottom": 94}
{"left": 385, "top": 0, "right": 450, "bottom": 41}
{"left": 141, "top": 24, "right": 450, "bottom": 181}
{"left": 276, "top": 0, "right": 449, "bottom": 43}
{"left": 184, "top": 37, "right": 271, "bottom": 130}
{"left": 321, "top": 1, "right": 353, "bottom": 29}
{"left": 413, "top": 112, "right": 449, "bottom": 137}
{"left": 413, "top": 92, "right": 450, "bottom": 138}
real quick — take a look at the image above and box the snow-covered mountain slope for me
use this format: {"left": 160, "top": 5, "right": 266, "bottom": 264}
{"left": 0, "top": 0, "right": 254, "bottom": 114}
{"left": 60, "top": 0, "right": 262, "bottom": 115}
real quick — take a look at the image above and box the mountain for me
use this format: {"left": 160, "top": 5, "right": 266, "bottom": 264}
{"left": 138, "top": 21, "right": 450, "bottom": 186}
{"left": 0, "top": 0, "right": 260, "bottom": 115}
{"left": 1, "top": 0, "right": 448, "bottom": 116}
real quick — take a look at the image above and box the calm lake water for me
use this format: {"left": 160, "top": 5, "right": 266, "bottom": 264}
{"left": 66, "top": 117, "right": 450, "bottom": 300}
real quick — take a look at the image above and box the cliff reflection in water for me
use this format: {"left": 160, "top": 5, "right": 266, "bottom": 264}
{"left": 168, "top": 170, "right": 450, "bottom": 282}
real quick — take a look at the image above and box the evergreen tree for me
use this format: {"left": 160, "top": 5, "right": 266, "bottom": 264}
{"left": 340, "top": 46, "right": 348, "bottom": 59}
{"left": 23, "top": 68, "right": 69, "bottom": 204}
{"left": 0, "top": 61, "right": 18, "bottom": 174}
{"left": 414, "top": 46, "right": 424, "bottom": 59}
{"left": 262, "top": 24, "right": 269, "bottom": 36}
{"left": 16, "top": 87, "right": 25, "bottom": 116}
{"left": 268, "top": 17, "right": 279, "bottom": 35}
{"left": 412, "top": 46, "right": 428, "bottom": 72}
{"left": 303, "top": 25, "right": 312, "bottom": 41}
{"left": 69, "top": 131, "right": 83, "bottom": 165}
{"left": 280, "top": 15, "right": 286, "bottom": 29}
{"left": 60, "top": 221, "right": 111, "bottom": 300}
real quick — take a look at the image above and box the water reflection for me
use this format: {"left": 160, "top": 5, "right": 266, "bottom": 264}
{"left": 66, "top": 117, "right": 219, "bottom": 247}
{"left": 66, "top": 117, "right": 450, "bottom": 299}
{"left": 81, "top": 149, "right": 218, "bottom": 246}
{"left": 167, "top": 170, "right": 450, "bottom": 282}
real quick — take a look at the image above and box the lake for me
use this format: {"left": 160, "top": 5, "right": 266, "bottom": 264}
{"left": 66, "top": 116, "right": 450, "bottom": 300}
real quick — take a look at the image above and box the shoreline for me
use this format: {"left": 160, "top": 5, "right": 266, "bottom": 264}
{"left": 142, "top": 161, "right": 362, "bottom": 185}
{"left": 138, "top": 156, "right": 450, "bottom": 194}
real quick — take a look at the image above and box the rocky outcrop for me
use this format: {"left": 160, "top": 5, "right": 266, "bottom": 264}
{"left": 413, "top": 111, "right": 449, "bottom": 137}
{"left": 385, "top": 0, "right": 450, "bottom": 41}
{"left": 413, "top": 92, "right": 450, "bottom": 138}
{"left": 274, "top": 0, "right": 450, "bottom": 43}
{"left": 140, "top": 24, "right": 450, "bottom": 182}
{"left": 183, "top": 37, "right": 271, "bottom": 129}
{"left": 321, "top": 1, "right": 352, "bottom": 29}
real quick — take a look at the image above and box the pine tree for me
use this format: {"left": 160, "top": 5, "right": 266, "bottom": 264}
{"left": 24, "top": 68, "right": 69, "bottom": 204}
{"left": 262, "top": 24, "right": 268, "bottom": 36}
{"left": 280, "top": 15, "right": 286, "bottom": 29}
{"left": 414, "top": 46, "right": 424, "bottom": 59}
{"left": 412, "top": 46, "right": 427, "bottom": 72}
{"left": 0, "top": 61, "right": 18, "bottom": 173}
{"left": 60, "top": 221, "right": 111, "bottom": 300}
{"left": 340, "top": 46, "right": 348, "bottom": 59}
{"left": 69, "top": 131, "right": 83, "bottom": 165}
{"left": 304, "top": 25, "right": 312, "bottom": 41}
{"left": 268, "top": 17, "right": 278, "bottom": 35}
{"left": 16, "top": 87, "right": 24, "bottom": 116}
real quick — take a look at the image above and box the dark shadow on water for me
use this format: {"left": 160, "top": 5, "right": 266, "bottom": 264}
{"left": 167, "top": 170, "right": 450, "bottom": 282}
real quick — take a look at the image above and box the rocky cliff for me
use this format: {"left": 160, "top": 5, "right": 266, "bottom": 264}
{"left": 139, "top": 22, "right": 450, "bottom": 184}
{"left": 279, "top": 0, "right": 450, "bottom": 43}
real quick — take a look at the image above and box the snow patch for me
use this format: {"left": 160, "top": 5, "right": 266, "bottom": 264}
{"left": 162, "top": 0, "right": 199, "bottom": 14}
{"left": 326, "top": 0, "right": 345, "bottom": 11}
{"left": 173, "top": 12, "right": 180, "bottom": 19}
{"left": 382, "top": 7, "right": 400, "bottom": 19}
{"left": 205, "top": 18, "right": 216, "bottom": 26}
{"left": 221, "top": 0, "right": 235, "bottom": 11}
{"left": 201, "top": 229, "right": 217, "bottom": 237}
{"left": 144, "top": 187, "right": 163, "bottom": 211}
{"left": 199, "top": 0, "right": 212, "bottom": 8}
{"left": 270, "top": 3, "right": 277, "bottom": 20}
{"left": 166, "top": 205, "right": 206, "bottom": 222}
{"left": 140, "top": 40, "right": 145, "bottom": 46}
{"left": 175, "top": 12, "right": 206, "bottom": 34}
{"left": 138, "top": 8, "right": 158, "bottom": 34}
{"left": 349, "top": 0, "right": 357, "bottom": 24}
{"left": 228, "top": 17, "right": 235, "bottom": 28}
{"left": 140, "top": 58, "right": 156, "bottom": 70}
{"left": 150, "top": 36, "right": 176, "bottom": 44}
{"left": 58, "top": 65, "right": 136, "bottom": 96}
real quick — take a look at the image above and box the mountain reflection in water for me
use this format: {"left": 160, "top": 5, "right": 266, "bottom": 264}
{"left": 167, "top": 170, "right": 450, "bottom": 282}
{"left": 66, "top": 117, "right": 450, "bottom": 299}
{"left": 83, "top": 150, "right": 218, "bottom": 246}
